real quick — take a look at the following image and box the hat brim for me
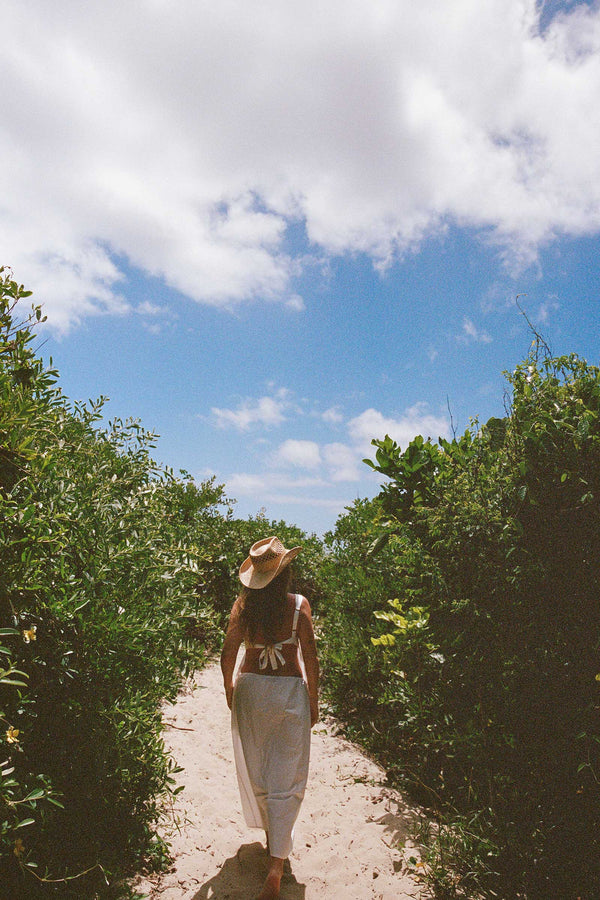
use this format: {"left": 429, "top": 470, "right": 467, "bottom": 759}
{"left": 238, "top": 546, "right": 301, "bottom": 589}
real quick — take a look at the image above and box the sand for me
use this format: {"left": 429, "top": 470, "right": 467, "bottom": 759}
{"left": 132, "top": 662, "right": 428, "bottom": 900}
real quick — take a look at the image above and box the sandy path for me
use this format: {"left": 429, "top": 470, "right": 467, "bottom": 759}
{"left": 132, "top": 662, "right": 427, "bottom": 900}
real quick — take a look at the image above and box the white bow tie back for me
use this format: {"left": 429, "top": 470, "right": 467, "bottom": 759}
{"left": 259, "top": 643, "right": 286, "bottom": 670}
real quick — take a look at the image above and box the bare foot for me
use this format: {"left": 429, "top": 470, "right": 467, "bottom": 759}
{"left": 255, "top": 871, "right": 281, "bottom": 899}
{"left": 256, "top": 858, "right": 284, "bottom": 900}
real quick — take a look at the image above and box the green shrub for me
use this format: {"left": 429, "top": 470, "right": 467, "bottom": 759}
{"left": 317, "top": 497, "right": 404, "bottom": 746}
{"left": 321, "top": 347, "right": 600, "bottom": 899}
{"left": 0, "top": 269, "right": 223, "bottom": 897}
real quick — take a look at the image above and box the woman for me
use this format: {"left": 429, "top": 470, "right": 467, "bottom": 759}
{"left": 221, "top": 536, "right": 319, "bottom": 900}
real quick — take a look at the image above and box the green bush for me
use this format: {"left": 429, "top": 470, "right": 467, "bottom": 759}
{"left": 0, "top": 269, "right": 224, "bottom": 897}
{"left": 317, "top": 497, "right": 404, "bottom": 744}
{"left": 320, "top": 347, "right": 600, "bottom": 899}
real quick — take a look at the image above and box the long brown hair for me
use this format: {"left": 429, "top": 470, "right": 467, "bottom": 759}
{"left": 238, "top": 566, "right": 292, "bottom": 645}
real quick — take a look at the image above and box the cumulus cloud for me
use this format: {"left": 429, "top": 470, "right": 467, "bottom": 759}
{"left": 211, "top": 393, "right": 288, "bottom": 430}
{"left": 272, "top": 439, "right": 322, "bottom": 469}
{"left": 348, "top": 404, "right": 450, "bottom": 455}
{"left": 2, "top": 0, "right": 600, "bottom": 328}
{"left": 219, "top": 397, "right": 449, "bottom": 523}
{"left": 322, "top": 442, "right": 362, "bottom": 482}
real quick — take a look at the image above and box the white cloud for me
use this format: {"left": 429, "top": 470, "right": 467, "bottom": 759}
{"left": 227, "top": 472, "right": 326, "bottom": 494}
{"left": 285, "top": 294, "right": 306, "bottom": 311}
{"left": 225, "top": 473, "right": 268, "bottom": 495}
{"left": 348, "top": 404, "right": 450, "bottom": 455}
{"left": 272, "top": 439, "right": 322, "bottom": 470}
{"left": 460, "top": 317, "right": 493, "bottom": 344}
{"left": 221, "top": 397, "right": 448, "bottom": 526}
{"left": 2, "top": 0, "right": 600, "bottom": 328}
{"left": 322, "top": 442, "right": 362, "bottom": 482}
{"left": 136, "top": 301, "right": 163, "bottom": 316}
{"left": 261, "top": 494, "right": 348, "bottom": 510}
{"left": 211, "top": 395, "right": 288, "bottom": 430}
{"left": 226, "top": 471, "right": 344, "bottom": 511}
{"left": 321, "top": 406, "right": 344, "bottom": 424}
{"left": 134, "top": 298, "right": 170, "bottom": 333}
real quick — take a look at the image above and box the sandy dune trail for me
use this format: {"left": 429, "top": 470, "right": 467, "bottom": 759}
{"left": 132, "top": 662, "right": 426, "bottom": 900}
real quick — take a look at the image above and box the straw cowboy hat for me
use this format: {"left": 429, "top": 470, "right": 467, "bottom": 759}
{"left": 239, "top": 536, "right": 301, "bottom": 589}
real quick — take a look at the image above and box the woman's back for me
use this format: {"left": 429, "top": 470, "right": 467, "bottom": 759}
{"left": 241, "top": 592, "right": 303, "bottom": 677}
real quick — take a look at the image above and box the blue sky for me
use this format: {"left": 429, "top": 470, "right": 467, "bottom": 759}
{"left": 3, "top": 0, "right": 600, "bottom": 535}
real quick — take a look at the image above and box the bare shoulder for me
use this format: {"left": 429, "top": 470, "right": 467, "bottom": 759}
{"left": 296, "top": 594, "right": 314, "bottom": 629}
{"left": 227, "top": 595, "right": 244, "bottom": 625}
{"left": 296, "top": 594, "right": 317, "bottom": 656}
{"left": 291, "top": 592, "right": 311, "bottom": 614}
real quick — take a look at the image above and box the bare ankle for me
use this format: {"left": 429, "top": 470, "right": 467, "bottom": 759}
{"left": 269, "top": 856, "right": 284, "bottom": 875}
{"left": 256, "top": 858, "right": 284, "bottom": 900}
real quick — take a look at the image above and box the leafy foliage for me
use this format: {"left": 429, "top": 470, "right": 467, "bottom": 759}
{"left": 317, "top": 497, "right": 404, "bottom": 745}
{"left": 0, "top": 269, "right": 227, "bottom": 897}
{"left": 320, "top": 348, "right": 600, "bottom": 899}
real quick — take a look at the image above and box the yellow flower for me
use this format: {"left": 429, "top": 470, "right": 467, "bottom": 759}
{"left": 22, "top": 626, "right": 37, "bottom": 644}
{"left": 13, "top": 838, "right": 25, "bottom": 858}
{"left": 6, "top": 726, "right": 20, "bottom": 744}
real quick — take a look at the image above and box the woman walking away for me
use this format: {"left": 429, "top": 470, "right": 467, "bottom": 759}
{"left": 221, "top": 536, "right": 319, "bottom": 900}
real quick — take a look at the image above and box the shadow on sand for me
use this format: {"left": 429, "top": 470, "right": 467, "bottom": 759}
{"left": 193, "top": 842, "right": 306, "bottom": 900}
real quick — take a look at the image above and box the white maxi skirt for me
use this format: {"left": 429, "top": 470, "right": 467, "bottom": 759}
{"left": 231, "top": 672, "right": 311, "bottom": 859}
